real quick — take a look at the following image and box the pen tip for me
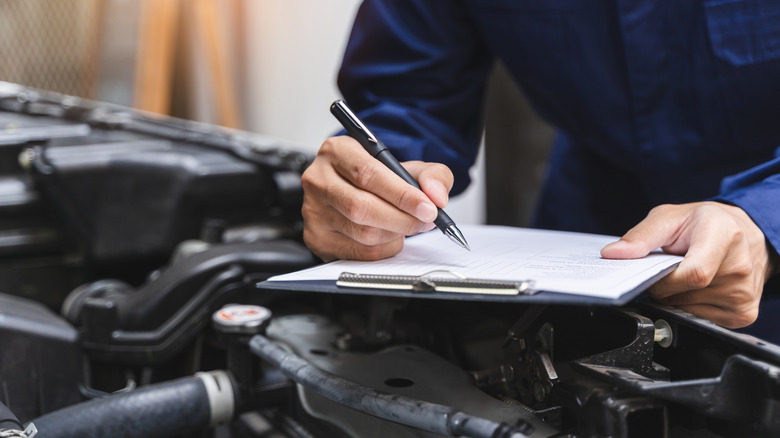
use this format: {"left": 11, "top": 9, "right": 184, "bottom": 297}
{"left": 444, "top": 225, "right": 470, "bottom": 251}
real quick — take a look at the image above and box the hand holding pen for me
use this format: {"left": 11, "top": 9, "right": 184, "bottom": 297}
{"left": 300, "top": 100, "right": 468, "bottom": 262}
{"left": 330, "top": 100, "right": 469, "bottom": 250}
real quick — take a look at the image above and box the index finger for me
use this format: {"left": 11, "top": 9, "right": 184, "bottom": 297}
{"left": 323, "top": 136, "right": 438, "bottom": 222}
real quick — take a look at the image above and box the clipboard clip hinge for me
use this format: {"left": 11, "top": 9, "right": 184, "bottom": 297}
{"left": 337, "top": 270, "right": 535, "bottom": 296}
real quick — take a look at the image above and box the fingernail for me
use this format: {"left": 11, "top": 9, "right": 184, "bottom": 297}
{"left": 415, "top": 202, "right": 438, "bottom": 222}
{"left": 601, "top": 240, "right": 629, "bottom": 257}
{"left": 603, "top": 240, "right": 628, "bottom": 251}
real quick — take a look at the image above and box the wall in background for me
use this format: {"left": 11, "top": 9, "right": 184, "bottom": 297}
{"left": 0, "top": 0, "right": 103, "bottom": 98}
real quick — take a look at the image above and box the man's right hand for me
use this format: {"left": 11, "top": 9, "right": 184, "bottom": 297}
{"left": 301, "top": 136, "right": 454, "bottom": 262}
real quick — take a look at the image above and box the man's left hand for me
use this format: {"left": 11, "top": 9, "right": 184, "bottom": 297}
{"left": 601, "top": 201, "right": 776, "bottom": 328}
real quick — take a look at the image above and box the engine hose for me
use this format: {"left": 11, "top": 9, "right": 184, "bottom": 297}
{"left": 249, "top": 335, "right": 534, "bottom": 438}
{"left": 25, "top": 371, "right": 235, "bottom": 438}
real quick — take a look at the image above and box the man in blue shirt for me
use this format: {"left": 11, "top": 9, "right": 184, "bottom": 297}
{"left": 301, "top": 1, "right": 780, "bottom": 336}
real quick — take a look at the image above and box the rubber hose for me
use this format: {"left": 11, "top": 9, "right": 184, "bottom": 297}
{"left": 26, "top": 371, "right": 235, "bottom": 438}
{"left": 249, "top": 334, "right": 533, "bottom": 438}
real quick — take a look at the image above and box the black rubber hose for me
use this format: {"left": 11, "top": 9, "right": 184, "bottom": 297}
{"left": 26, "top": 372, "right": 235, "bottom": 438}
{"left": 249, "top": 334, "right": 534, "bottom": 438}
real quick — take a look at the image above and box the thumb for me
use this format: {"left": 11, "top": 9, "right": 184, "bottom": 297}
{"left": 601, "top": 205, "right": 687, "bottom": 259}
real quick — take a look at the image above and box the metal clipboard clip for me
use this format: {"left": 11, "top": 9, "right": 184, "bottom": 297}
{"left": 336, "top": 270, "right": 535, "bottom": 296}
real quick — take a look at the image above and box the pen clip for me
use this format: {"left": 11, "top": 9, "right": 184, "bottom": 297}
{"left": 332, "top": 100, "right": 379, "bottom": 144}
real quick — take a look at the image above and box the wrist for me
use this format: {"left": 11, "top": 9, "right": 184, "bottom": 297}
{"left": 716, "top": 202, "right": 777, "bottom": 280}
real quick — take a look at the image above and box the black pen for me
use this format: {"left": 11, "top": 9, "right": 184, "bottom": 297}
{"left": 330, "top": 99, "right": 470, "bottom": 251}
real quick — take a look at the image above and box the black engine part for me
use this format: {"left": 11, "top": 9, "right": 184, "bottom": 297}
{"left": 0, "top": 293, "right": 81, "bottom": 423}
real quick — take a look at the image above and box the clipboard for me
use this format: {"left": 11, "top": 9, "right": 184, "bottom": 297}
{"left": 256, "top": 225, "right": 683, "bottom": 306}
{"left": 254, "top": 263, "right": 678, "bottom": 306}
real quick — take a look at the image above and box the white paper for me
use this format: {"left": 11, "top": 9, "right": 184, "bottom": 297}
{"left": 269, "top": 225, "right": 683, "bottom": 299}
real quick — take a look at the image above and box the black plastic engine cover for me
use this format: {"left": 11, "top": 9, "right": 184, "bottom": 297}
{"left": 0, "top": 83, "right": 313, "bottom": 309}
{"left": 0, "top": 293, "right": 82, "bottom": 422}
{"left": 34, "top": 138, "right": 281, "bottom": 262}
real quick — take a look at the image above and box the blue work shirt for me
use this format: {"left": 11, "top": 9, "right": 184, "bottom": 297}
{"left": 337, "top": 1, "right": 780, "bottom": 340}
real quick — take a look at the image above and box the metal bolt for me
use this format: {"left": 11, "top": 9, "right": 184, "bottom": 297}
{"left": 18, "top": 148, "right": 36, "bottom": 170}
{"left": 533, "top": 381, "right": 549, "bottom": 402}
{"left": 654, "top": 319, "right": 673, "bottom": 348}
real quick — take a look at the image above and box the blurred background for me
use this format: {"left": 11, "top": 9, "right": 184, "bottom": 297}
{"left": 0, "top": 0, "right": 553, "bottom": 228}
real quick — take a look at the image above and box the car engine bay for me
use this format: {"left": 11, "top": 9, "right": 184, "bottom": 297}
{"left": 1, "top": 82, "right": 779, "bottom": 438}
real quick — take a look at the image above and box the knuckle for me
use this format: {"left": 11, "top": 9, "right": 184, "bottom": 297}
{"left": 395, "top": 186, "right": 420, "bottom": 211}
{"left": 301, "top": 202, "right": 315, "bottom": 221}
{"left": 715, "top": 286, "right": 760, "bottom": 328}
{"left": 300, "top": 163, "right": 327, "bottom": 194}
{"left": 302, "top": 228, "right": 335, "bottom": 262}
{"left": 430, "top": 162, "right": 454, "bottom": 184}
{"left": 721, "top": 223, "right": 744, "bottom": 241}
{"left": 728, "top": 260, "right": 752, "bottom": 278}
{"left": 352, "top": 159, "right": 382, "bottom": 189}
{"left": 685, "top": 263, "right": 715, "bottom": 290}
{"left": 353, "top": 225, "right": 385, "bottom": 245}
{"left": 300, "top": 166, "right": 316, "bottom": 191}
{"left": 650, "top": 203, "right": 675, "bottom": 216}
{"left": 740, "top": 307, "right": 759, "bottom": 326}
{"left": 354, "top": 244, "right": 389, "bottom": 261}
{"left": 353, "top": 238, "right": 403, "bottom": 261}
{"left": 730, "top": 227, "right": 746, "bottom": 245}
{"left": 318, "top": 137, "right": 340, "bottom": 156}
{"left": 357, "top": 245, "right": 385, "bottom": 261}
{"left": 723, "top": 286, "right": 752, "bottom": 307}
{"left": 302, "top": 226, "right": 314, "bottom": 246}
{"left": 301, "top": 185, "right": 332, "bottom": 223}
{"left": 342, "top": 194, "right": 371, "bottom": 224}
{"left": 302, "top": 228, "right": 319, "bottom": 252}
{"left": 728, "top": 306, "right": 759, "bottom": 328}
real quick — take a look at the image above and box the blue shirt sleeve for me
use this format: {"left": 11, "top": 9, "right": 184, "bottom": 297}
{"left": 714, "top": 146, "right": 780, "bottom": 255}
{"left": 337, "top": 0, "right": 780, "bottom": 262}
{"left": 337, "top": 0, "right": 493, "bottom": 195}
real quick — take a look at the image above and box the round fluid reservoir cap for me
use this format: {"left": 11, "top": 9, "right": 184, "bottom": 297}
{"left": 213, "top": 304, "right": 272, "bottom": 335}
